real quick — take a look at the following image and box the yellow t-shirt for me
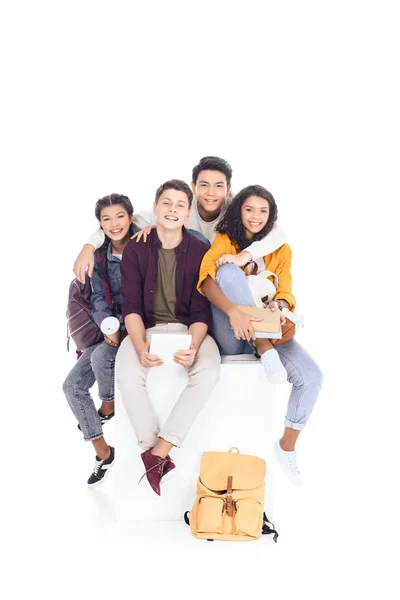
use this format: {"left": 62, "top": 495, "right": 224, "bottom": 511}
{"left": 197, "top": 233, "right": 296, "bottom": 310}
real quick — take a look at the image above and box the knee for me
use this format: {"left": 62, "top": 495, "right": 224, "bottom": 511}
{"left": 62, "top": 378, "right": 70, "bottom": 396}
{"left": 312, "top": 364, "right": 323, "bottom": 390}
{"left": 304, "top": 362, "right": 323, "bottom": 392}
{"left": 216, "top": 263, "right": 244, "bottom": 287}
{"left": 90, "top": 343, "right": 112, "bottom": 370}
{"left": 62, "top": 374, "right": 74, "bottom": 398}
{"left": 192, "top": 362, "right": 220, "bottom": 389}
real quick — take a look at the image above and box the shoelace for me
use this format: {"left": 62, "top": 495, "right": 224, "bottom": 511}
{"left": 138, "top": 456, "right": 168, "bottom": 484}
{"left": 92, "top": 457, "right": 104, "bottom": 476}
{"left": 287, "top": 454, "right": 300, "bottom": 475}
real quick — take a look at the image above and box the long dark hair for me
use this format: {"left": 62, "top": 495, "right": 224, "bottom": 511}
{"left": 95, "top": 193, "right": 134, "bottom": 279}
{"left": 216, "top": 185, "right": 278, "bottom": 251}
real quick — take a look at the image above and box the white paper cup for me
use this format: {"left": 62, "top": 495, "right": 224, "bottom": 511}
{"left": 100, "top": 316, "right": 120, "bottom": 335}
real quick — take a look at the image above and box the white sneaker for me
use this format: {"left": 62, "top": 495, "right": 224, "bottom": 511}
{"left": 274, "top": 441, "right": 303, "bottom": 486}
{"left": 260, "top": 349, "right": 287, "bottom": 384}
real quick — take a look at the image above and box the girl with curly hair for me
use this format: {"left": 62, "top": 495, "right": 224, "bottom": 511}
{"left": 198, "top": 185, "right": 322, "bottom": 485}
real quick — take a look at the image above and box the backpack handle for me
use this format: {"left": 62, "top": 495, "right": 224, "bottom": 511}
{"left": 228, "top": 447, "right": 240, "bottom": 454}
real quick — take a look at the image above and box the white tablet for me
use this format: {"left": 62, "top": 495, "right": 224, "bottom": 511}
{"left": 149, "top": 333, "right": 192, "bottom": 365}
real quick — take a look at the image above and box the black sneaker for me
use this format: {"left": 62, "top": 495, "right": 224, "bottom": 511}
{"left": 98, "top": 409, "right": 115, "bottom": 425}
{"left": 87, "top": 446, "right": 115, "bottom": 488}
{"left": 77, "top": 409, "right": 115, "bottom": 432}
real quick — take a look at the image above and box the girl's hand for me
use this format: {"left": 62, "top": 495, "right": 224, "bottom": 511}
{"left": 265, "top": 301, "right": 286, "bottom": 325}
{"left": 131, "top": 225, "right": 155, "bottom": 242}
{"left": 104, "top": 330, "right": 120, "bottom": 346}
{"left": 228, "top": 307, "right": 262, "bottom": 341}
{"left": 216, "top": 250, "right": 252, "bottom": 269}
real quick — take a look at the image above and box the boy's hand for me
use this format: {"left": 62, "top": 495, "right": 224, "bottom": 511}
{"left": 73, "top": 245, "right": 95, "bottom": 283}
{"left": 138, "top": 343, "right": 163, "bottom": 368}
{"left": 131, "top": 226, "right": 155, "bottom": 243}
{"left": 174, "top": 345, "right": 197, "bottom": 367}
{"left": 216, "top": 250, "right": 252, "bottom": 269}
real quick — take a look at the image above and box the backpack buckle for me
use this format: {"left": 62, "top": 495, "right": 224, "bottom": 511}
{"left": 225, "top": 475, "right": 236, "bottom": 517}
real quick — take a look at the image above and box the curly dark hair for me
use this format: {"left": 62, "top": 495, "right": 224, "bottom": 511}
{"left": 216, "top": 185, "right": 278, "bottom": 251}
{"left": 95, "top": 193, "right": 135, "bottom": 280}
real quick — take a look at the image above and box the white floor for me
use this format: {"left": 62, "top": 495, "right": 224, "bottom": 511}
{"left": 4, "top": 2, "right": 400, "bottom": 595}
{"left": 5, "top": 342, "right": 398, "bottom": 600}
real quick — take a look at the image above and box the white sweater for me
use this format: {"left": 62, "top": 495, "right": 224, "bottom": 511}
{"left": 87, "top": 196, "right": 286, "bottom": 260}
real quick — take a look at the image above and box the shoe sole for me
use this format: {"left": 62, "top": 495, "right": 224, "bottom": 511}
{"left": 87, "top": 460, "right": 115, "bottom": 489}
{"left": 161, "top": 468, "right": 176, "bottom": 484}
{"left": 138, "top": 474, "right": 163, "bottom": 496}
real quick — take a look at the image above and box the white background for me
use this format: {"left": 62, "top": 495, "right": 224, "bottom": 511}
{"left": 2, "top": 1, "right": 399, "bottom": 598}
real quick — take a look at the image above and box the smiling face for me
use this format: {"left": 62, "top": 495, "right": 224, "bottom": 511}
{"left": 99, "top": 204, "right": 133, "bottom": 242}
{"left": 191, "top": 169, "right": 231, "bottom": 220}
{"left": 240, "top": 195, "right": 271, "bottom": 240}
{"left": 153, "top": 188, "right": 191, "bottom": 230}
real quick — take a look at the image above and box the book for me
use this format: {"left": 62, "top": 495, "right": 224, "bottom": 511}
{"left": 235, "top": 305, "right": 282, "bottom": 339}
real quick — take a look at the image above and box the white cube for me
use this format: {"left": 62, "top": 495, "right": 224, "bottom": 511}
{"left": 115, "top": 355, "right": 276, "bottom": 521}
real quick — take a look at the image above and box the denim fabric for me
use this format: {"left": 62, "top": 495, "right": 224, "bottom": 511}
{"left": 211, "top": 264, "right": 255, "bottom": 355}
{"left": 211, "top": 264, "right": 322, "bottom": 429}
{"left": 91, "top": 241, "right": 129, "bottom": 329}
{"left": 63, "top": 342, "right": 117, "bottom": 441}
{"left": 187, "top": 229, "right": 211, "bottom": 248}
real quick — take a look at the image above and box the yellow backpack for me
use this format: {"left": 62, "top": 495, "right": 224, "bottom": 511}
{"left": 185, "top": 447, "right": 278, "bottom": 542}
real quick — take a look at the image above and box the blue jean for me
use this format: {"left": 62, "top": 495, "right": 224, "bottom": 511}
{"left": 187, "top": 229, "right": 210, "bottom": 247}
{"left": 62, "top": 341, "right": 117, "bottom": 441}
{"left": 211, "top": 264, "right": 323, "bottom": 430}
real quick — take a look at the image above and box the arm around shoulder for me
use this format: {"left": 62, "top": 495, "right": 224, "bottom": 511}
{"left": 245, "top": 224, "right": 286, "bottom": 261}
{"left": 73, "top": 228, "right": 105, "bottom": 282}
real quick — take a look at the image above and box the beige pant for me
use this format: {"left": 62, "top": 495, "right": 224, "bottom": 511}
{"left": 115, "top": 323, "right": 221, "bottom": 449}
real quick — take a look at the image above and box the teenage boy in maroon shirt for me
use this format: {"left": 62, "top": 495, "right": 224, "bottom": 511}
{"left": 116, "top": 179, "right": 220, "bottom": 496}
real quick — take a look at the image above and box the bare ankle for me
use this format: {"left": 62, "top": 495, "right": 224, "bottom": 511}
{"left": 255, "top": 338, "right": 273, "bottom": 355}
{"left": 279, "top": 439, "right": 295, "bottom": 452}
{"left": 96, "top": 446, "right": 110, "bottom": 460}
{"left": 100, "top": 401, "right": 114, "bottom": 416}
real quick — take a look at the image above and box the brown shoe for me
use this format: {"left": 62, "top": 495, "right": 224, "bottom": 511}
{"left": 139, "top": 450, "right": 168, "bottom": 496}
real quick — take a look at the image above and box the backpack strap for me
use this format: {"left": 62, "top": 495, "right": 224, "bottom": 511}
{"left": 102, "top": 278, "right": 113, "bottom": 310}
{"left": 225, "top": 476, "right": 235, "bottom": 517}
{"left": 97, "top": 254, "right": 113, "bottom": 310}
{"left": 262, "top": 511, "right": 279, "bottom": 543}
